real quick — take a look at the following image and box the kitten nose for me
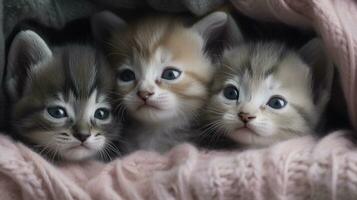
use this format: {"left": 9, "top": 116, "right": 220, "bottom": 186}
{"left": 73, "top": 133, "right": 90, "bottom": 142}
{"left": 238, "top": 112, "right": 256, "bottom": 123}
{"left": 137, "top": 90, "right": 154, "bottom": 101}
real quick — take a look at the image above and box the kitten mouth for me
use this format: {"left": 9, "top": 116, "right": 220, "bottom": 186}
{"left": 67, "top": 144, "right": 90, "bottom": 151}
{"left": 234, "top": 126, "right": 259, "bottom": 136}
{"left": 137, "top": 102, "right": 161, "bottom": 110}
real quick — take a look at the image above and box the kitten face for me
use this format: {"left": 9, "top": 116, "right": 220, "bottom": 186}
{"left": 204, "top": 42, "right": 332, "bottom": 147}
{"left": 7, "top": 31, "right": 120, "bottom": 161}
{"left": 15, "top": 89, "right": 114, "bottom": 161}
{"left": 109, "top": 19, "right": 214, "bottom": 125}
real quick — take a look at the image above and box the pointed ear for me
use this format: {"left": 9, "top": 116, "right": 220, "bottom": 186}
{"left": 299, "top": 38, "right": 334, "bottom": 110}
{"left": 91, "top": 11, "right": 127, "bottom": 49}
{"left": 5, "top": 30, "right": 52, "bottom": 100}
{"left": 225, "top": 14, "right": 244, "bottom": 47}
{"left": 191, "top": 12, "right": 244, "bottom": 61}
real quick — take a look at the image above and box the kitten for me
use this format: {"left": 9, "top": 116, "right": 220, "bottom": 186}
{"left": 5, "top": 30, "right": 121, "bottom": 161}
{"left": 91, "top": 11, "right": 238, "bottom": 153}
{"left": 202, "top": 26, "right": 334, "bottom": 148}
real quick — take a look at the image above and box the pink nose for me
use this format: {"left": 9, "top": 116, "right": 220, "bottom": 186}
{"left": 137, "top": 91, "right": 154, "bottom": 100}
{"left": 238, "top": 112, "right": 256, "bottom": 123}
{"left": 73, "top": 133, "right": 90, "bottom": 142}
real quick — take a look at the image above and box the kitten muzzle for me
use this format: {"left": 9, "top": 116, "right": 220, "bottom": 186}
{"left": 238, "top": 112, "right": 256, "bottom": 123}
{"left": 73, "top": 133, "right": 90, "bottom": 142}
{"left": 137, "top": 90, "right": 154, "bottom": 101}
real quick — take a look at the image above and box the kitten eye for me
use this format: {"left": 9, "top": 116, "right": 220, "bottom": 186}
{"left": 118, "top": 69, "right": 135, "bottom": 82}
{"left": 47, "top": 106, "right": 67, "bottom": 118}
{"left": 223, "top": 85, "right": 239, "bottom": 100}
{"left": 161, "top": 68, "right": 182, "bottom": 80}
{"left": 267, "top": 96, "right": 287, "bottom": 109}
{"left": 94, "top": 108, "right": 110, "bottom": 120}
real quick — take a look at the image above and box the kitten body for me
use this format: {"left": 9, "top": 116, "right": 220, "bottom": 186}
{"left": 6, "top": 30, "right": 121, "bottom": 161}
{"left": 203, "top": 27, "right": 333, "bottom": 148}
{"left": 92, "top": 11, "right": 238, "bottom": 153}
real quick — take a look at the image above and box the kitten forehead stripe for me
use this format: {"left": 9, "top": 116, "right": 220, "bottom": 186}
{"left": 264, "top": 64, "right": 279, "bottom": 77}
{"left": 63, "top": 47, "right": 102, "bottom": 99}
{"left": 263, "top": 45, "right": 288, "bottom": 77}
{"left": 90, "top": 51, "right": 101, "bottom": 96}
{"left": 62, "top": 51, "right": 79, "bottom": 98}
{"left": 241, "top": 59, "right": 253, "bottom": 77}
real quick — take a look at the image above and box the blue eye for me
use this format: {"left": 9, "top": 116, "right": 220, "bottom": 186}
{"left": 223, "top": 85, "right": 239, "bottom": 100}
{"left": 118, "top": 69, "right": 135, "bottom": 82}
{"left": 47, "top": 106, "right": 67, "bottom": 118}
{"left": 161, "top": 68, "right": 182, "bottom": 80}
{"left": 94, "top": 108, "right": 110, "bottom": 120}
{"left": 267, "top": 96, "right": 287, "bottom": 109}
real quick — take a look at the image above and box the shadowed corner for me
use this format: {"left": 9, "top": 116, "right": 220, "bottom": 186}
{"left": 0, "top": 0, "right": 5, "bottom": 133}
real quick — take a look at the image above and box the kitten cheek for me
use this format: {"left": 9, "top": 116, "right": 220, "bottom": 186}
{"left": 248, "top": 117, "right": 275, "bottom": 136}
{"left": 252, "top": 124, "right": 276, "bottom": 137}
{"left": 123, "top": 93, "right": 141, "bottom": 111}
{"left": 84, "top": 136, "right": 106, "bottom": 151}
{"left": 222, "top": 110, "right": 242, "bottom": 125}
{"left": 116, "top": 81, "right": 136, "bottom": 92}
{"left": 25, "top": 131, "right": 56, "bottom": 145}
{"left": 44, "top": 118, "right": 67, "bottom": 128}
{"left": 154, "top": 92, "right": 176, "bottom": 110}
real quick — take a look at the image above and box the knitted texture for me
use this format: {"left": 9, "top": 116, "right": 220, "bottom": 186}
{"left": 0, "top": 131, "right": 356, "bottom": 200}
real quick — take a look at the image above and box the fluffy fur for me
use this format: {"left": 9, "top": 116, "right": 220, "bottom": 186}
{"left": 91, "top": 11, "right": 236, "bottom": 153}
{"left": 6, "top": 30, "right": 121, "bottom": 161}
{"left": 202, "top": 26, "right": 334, "bottom": 148}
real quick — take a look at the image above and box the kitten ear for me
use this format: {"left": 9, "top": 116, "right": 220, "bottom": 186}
{"left": 5, "top": 30, "right": 52, "bottom": 100}
{"left": 299, "top": 38, "right": 334, "bottom": 110}
{"left": 91, "top": 11, "right": 127, "bottom": 49}
{"left": 191, "top": 12, "right": 244, "bottom": 61}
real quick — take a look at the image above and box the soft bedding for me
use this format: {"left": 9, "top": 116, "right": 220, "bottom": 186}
{"left": 0, "top": 131, "right": 356, "bottom": 200}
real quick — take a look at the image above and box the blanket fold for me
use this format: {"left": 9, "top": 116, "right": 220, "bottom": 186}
{"left": 0, "top": 131, "right": 357, "bottom": 200}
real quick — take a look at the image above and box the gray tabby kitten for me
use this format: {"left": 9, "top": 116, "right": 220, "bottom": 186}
{"left": 5, "top": 30, "right": 121, "bottom": 161}
{"left": 91, "top": 11, "right": 237, "bottom": 153}
{"left": 202, "top": 25, "right": 334, "bottom": 148}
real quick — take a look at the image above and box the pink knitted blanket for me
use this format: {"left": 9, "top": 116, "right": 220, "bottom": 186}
{"left": 1, "top": 0, "right": 357, "bottom": 199}
{"left": 0, "top": 131, "right": 356, "bottom": 200}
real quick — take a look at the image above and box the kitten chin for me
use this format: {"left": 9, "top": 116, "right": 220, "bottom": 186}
{"left": 6, "top": 30, "right": 121, "bottom": 161}
{"left": 91, "top": 11, "right": 238, "bottom": 153}
{"left": 201, "top": 21, "right": 333, "bottom": 148}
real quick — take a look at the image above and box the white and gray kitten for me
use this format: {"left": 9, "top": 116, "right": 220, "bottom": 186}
{"left": 5, "top": 30, "right": 121, "bottom": 161}
{"left": 202, "top": 27, "right": 334, "bottom": 148}
{"left": 91, "top": 11, "right": 238, "bottom": 153}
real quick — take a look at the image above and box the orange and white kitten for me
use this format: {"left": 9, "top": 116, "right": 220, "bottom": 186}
{"left": 92, "top": 11, "right": 238, "bottom": 153}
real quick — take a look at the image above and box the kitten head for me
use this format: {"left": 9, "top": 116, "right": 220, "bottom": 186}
{"left": 204, "top": 30, "right": 333, "bottom": 147}
{"left": 92, "top": 11, "right": 237, "bottom": 126}
{"left": 6, "top": 30, "right": 120, "bottom": 161}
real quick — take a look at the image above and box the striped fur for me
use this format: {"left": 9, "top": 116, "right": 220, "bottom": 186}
{"left": 203, "top": 40, "right": 333, "bottom": 148}
{"left": 6, "top": 30, "right": 120, "bottom": 161}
